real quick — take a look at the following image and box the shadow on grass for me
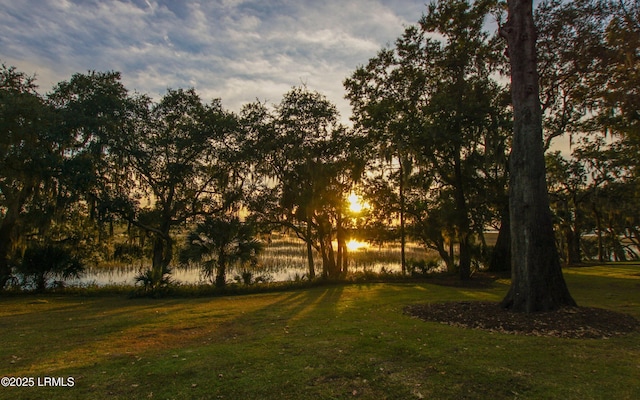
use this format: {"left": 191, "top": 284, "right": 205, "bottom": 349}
{"left": 3, "top": 264, "right": 640, "bottom": 399}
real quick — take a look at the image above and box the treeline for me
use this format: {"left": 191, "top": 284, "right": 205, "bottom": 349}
{"left": 1, "top": 0, "right": 638, "bottom": 291}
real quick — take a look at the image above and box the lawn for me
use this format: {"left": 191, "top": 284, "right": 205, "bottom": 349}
{"left": 1, "top": 264, "right": 639, "bottom": 399}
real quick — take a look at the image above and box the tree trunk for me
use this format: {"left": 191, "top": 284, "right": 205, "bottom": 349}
{"left": 565, "top": 226, "right": 581, "bottom": 266}
{"left": 326, "top": 236, "right": 338, "bottom": 278}
{"left": 454, "top": 150, "right": 472, "bottom": 280}
{"left": 306, "top": 217, "right": 315, "bottom": 279}
{"left": 342, "top": 241, "right": 349, "bottom": 274}
{"left": 593, "top": 204, "right": 604, "bottom": 262}
{"left": 336, "top": 211, "right": 348, "bottom": 275}
{"left": 319, "top": 237, "right": 329, "bottom": 278}
{"left": 318, "top": 219, "right": 338, "bottom": 278}
{"left": 432, "top": 236, "right": 454, "bottom": 273}
{"left": 448, "top": 237, "right": 455, "bottom": 272}
{"left": 151, "top": 235, "right": 165, "bottom": 287}
{"left": 399, "top": 159, "right": 407, "bottom": 275}
{"left": 316, "top": 219, "right": 330, "bottom": 278}
{"left": 150, "top": 229, "right": 173, "bottom": 288}
{"left": 163, "top": 234, "right": 173, "bottom": 268}
{"left": 489, "top": 209, "right": 511, "bottom": 272}
{"left": 499, "top": 0, "right": 576, "bottom": 312}
{"left": 568, "top": 202, "right": 582, "bottom": 265}
{"left": 216, "top": 251, "right": 227, "bottom": 287}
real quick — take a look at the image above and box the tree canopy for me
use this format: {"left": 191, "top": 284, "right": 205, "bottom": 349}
{"left": 1, "top": 0, "right": 638, "bottom": 293}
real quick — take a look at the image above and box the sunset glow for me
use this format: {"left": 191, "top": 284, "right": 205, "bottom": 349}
{"left": 346, "top": 239, "right": 368, "bottom": 251}
{"left": 348, "top": 192, "right": 369, "bottom": 213}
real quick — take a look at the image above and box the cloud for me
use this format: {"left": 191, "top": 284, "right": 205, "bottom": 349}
{"left": 0, "top": 0, "right": 426, "bottom": 119}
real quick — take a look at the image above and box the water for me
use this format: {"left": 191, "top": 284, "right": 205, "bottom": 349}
{"left": 66, "top": 239, "right": 436, "bottom": 287}
{"left": 67, "top": 263, "right": 310, "bottom": 287}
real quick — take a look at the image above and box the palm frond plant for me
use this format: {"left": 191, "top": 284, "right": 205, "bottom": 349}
{"left": 180, "top": 216, "right": 262, "bottom": 287}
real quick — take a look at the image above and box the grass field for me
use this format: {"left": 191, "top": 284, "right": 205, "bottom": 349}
{"left": 1, "top": 263, "right": 639, "bottom": 399}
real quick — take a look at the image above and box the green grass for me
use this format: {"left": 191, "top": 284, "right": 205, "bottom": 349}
{"left": 1, "top": 264, "right": 639, "bottom": 399}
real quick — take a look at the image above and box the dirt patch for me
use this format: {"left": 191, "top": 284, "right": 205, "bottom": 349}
{"left": 404, "top": 301, "right": 640, "bottom": 339}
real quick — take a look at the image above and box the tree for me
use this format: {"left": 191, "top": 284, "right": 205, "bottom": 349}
{"left": 593, "top": 0, "right": 640, "bottom": 234}
{"left": 180, "top": 216, "right": 262, "bottom": 287}
{"left": 546, "top": 151, "right": 590, "bottom": 265}
{"left": 46, "top": 71, "right": 134, "bottom": 264}
{"left": 0, "top": 65, "right": 59, "bottom": 288}
{"left": 1, "top": 68, "right": 140, "bottom": 290}
{"left": 345, "top": 44, "right": 419, "bottom": 274}
{"left": 534, "top": 0, "right": 639, "bottom": 172}
{"left": 598, "top": 0, "right": 640, "bottom": 145}
{"left": 535, "top": 0, "right": 607, "bottom": 150}
{"left": 499, "top": 0, "right": 576, "bottom": 312}
{"left": 100, "top": 88, "right": 244, "bottom": 288}
{"left": 346, "top": 0, "right": 509, "bottom": 279}
{"left": 588, "top": 181, "right": 640, "bottom": 261}
{"left": 587, "top": 1, "right": 640, "bottom": 261}
{"left": 249, "top": 87, "right": 366, "bottom": 279}
{"left": 530, "top": 0, "right": 640, "bottom": 268}
{"left": 546, "top": 135, "right": 622, "bottom": 266}
{"left": 575, "top": 135, "right": 637, "bottom": 262}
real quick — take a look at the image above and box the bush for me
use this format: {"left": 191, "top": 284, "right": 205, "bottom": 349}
{"left": 17, "top": 244, "right": 84, "bottom": 291}
{"left": 134, "top": 265, "right": 173, "bottom": 294}
{"left": 233, "top": 269, "right": 273, "bottom": 285}
{"left": 406, "top": 259, "right": 440, "bottom": 276}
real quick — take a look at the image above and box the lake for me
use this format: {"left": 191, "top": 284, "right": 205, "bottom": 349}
{"left": 67, "top": 238, "right": 435, "bottom": 287}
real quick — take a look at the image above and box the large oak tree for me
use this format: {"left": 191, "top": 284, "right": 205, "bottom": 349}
{"left": 0, "top": 66, "right": 54, "bottom": 288}
{"left": 101, "top": 88, "right": 244, "bottom": 288}
{"left": 499, "top": 0, "right": 576, "bottom": 311}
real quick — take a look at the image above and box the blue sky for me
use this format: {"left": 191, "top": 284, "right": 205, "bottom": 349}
{"left": 1, "top": 0, "right": 429, "bottom": 120}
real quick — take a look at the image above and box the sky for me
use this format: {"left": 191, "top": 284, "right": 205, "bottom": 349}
{"left": 1, "top": 0, "right": 429, "bottom": 121}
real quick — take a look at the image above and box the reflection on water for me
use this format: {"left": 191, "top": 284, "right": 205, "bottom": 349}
{"left": 68, "top": 263, "right": 311, "bottom": 287}
{"left": 68, "top": 238, "right": 435, "bottom": 287}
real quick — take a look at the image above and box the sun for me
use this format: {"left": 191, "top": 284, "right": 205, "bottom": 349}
{"left": 348, "top": 192, "right": 368, "bottom": 213}
{"left": 346, "top": 239, "right": 368, "bottom": 251}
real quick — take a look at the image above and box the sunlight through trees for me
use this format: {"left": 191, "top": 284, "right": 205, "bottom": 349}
{"left": 1, "top": 0, "right": 639, "bottom": 294}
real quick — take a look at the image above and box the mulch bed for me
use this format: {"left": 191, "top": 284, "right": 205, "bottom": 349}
{"left": 404, "top": 301, "right": 640, "bottom": 339}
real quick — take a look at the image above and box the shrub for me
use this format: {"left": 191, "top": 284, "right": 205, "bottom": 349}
{"left": 406, "top": 259, "right": 439, "bottom": 276}
{"left": 134, "top": 265, "right": 173, "bottom": 294}
{"left": 179, "top": 216, "right": 262, "bottom": 287}
{"left": 17, "top": 244, "right": 84, "bottom": 291}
